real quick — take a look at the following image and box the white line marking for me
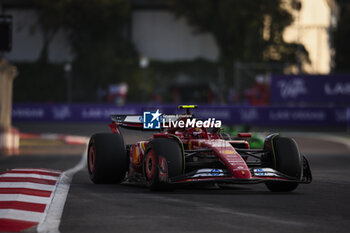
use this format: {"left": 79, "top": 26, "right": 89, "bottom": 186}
{"left": 0, "top": 209, "right": 44, "bottom": 222}
{"left": 313, "top": 134, "right": 350, "bottom": 150}
{"left": 283, "top": 132, "right": 350, "bottom": 150}
{"left": 0, "top": 183, "right": 55, "bottom": 191}
{"left": 0, "top": 194, "right": 51, "bottom": 204}
{"left": 11, "top": 169, "right": 62, "bottom": 174}
{"left": 0, "top": 173, "right": 59, "bottom": 181}
{"left": 37, "top": 144, "right": 87, "bottom": 233}
{"left": 153, "top": 195, "right": 310, "bottom": 227}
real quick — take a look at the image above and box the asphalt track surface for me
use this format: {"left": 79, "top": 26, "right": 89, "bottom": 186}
{"left": 2, "top": 123, "right": 350, "bottom": 233}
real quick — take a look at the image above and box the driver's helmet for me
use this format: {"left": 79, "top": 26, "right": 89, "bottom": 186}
{"left": 192, "top": 127, "right": 203, "bottom": 137}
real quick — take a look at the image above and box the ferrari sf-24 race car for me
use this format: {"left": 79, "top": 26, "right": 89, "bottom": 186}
{"left": 87, "top": 105, "right": 312, "bottom": 192}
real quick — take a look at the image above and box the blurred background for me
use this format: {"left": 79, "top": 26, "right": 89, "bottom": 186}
{"left": 1, "top": 2, "right": 350, "bottom": 231}
{"left": 1, "top": 0, "right": 350, "bottom": 131}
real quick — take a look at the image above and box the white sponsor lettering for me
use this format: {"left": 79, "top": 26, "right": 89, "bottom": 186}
{"left": 324, "top": 83, "right": 350, "bottom": 95}
{"left": 278, "top": 78, "right": 307, "bottom": 98}
{"left": 192, "top": 169, "right": 224, "bottom": 177}
{"left": 52, "top": 106, "right": 71, "bottom": 120}
{"left": 82, "top": 108, "right": 137, "bottom": 119}
{"left": 270, "top": 110, "right": 325, "bottom": 121}
{"left": 240, "top": 109, "right": 259, "bottom": 122}
{"left": 206, "top": 140, "right": 231, "bottom": 147}
{"left": 197, "top": 110, "right": 230, "bottom": 119}
{"left": 12, "top": 108, "right": 45, "bottom": 118}
{"left": 253, "top": 168, "right": 279, "bottom": 177}
{"left": 292, "top": 111, "right": 325, "bottom": 120}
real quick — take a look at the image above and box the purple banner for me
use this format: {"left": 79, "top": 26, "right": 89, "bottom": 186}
{"left": 12, "top": 103, "right": 141, "bottom": 122}
{"left": 270, "top": 74, "right": 350, "bottom": 105}
{"left": 12, "top": 103, "right": 349, "bottom": 127}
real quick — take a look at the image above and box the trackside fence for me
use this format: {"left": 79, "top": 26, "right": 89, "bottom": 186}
{"left": 11, "top": 104, "right": 350, "bottom": 130}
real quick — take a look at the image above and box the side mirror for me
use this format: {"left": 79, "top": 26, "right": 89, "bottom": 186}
{"left": 237, "top": 133, "right": 252, "bottom": 138}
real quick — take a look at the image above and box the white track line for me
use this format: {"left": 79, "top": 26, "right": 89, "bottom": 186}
{"left": 0, "top": 173, "right": 59, "bottom": 181}
{"left": 37, "top": 144, "right": 87, "bottom": 233}
{"left": 0, "top": 182, "right": 55, "bottom": 191}
{"left": 0, "top": 194, "right": 51, "bottom": 204}
{"left": 0, "top": 209, "right": 44, "bottom": 222}
{"left": 283, "top": 132, "right": 350, "bottom": 150}
{"left": 11, "top": 169, "right": 62, "bottom": 174}
{"left": 153, "top": 195, "right": 310, "bottom": 227}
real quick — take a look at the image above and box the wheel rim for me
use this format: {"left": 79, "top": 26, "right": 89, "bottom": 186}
{"left": 88, "top": 145, "right": 95, "bottom": 173}
{"left": 145, "top": 150, "right": 156, "bottom": 180}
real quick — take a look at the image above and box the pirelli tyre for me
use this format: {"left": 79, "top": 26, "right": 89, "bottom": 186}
{"left": 88, "top": 133, "right": 128, "bottom": 184}
{"left": 143, "top": 138, "right": 184, "bottom": 191}
{"left": 264, "top": 134, "right": 302, "bottom": 192}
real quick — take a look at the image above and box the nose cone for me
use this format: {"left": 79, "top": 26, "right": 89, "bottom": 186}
{"left": 232, "top": 169, "right": 252, "bottom": 179}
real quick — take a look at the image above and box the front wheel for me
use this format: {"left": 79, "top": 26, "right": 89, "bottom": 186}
{"left": 264, "top": 135, "right": 302, "bottom": 192}
{"left": 144, "top": 138, "right": 184, "bottom": 191}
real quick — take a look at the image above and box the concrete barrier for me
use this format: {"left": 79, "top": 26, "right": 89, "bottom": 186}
{"left": 0, "top": 126, "right": 19, "bottom": 155}
{"left": 12, "top": 103, "right": 350, "bottom": 128}
{"left": 0, "top": 59, "right": 18, "bottom": 155}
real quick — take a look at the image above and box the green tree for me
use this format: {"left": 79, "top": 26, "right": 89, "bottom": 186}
{"left": 31, "top": 0, "right": 139, "bottom": 101}
{"left": 166, "top": 0, "right": 309, "bottom": 100}
{"left": 32, "top": 0, "right": 66, "bottom": 62}
{"left": 334, "top": 1, "right": 350, "bottom": 72}
{"left": 168, "top": 0, "right": 308, "bottom": 70}
{"left": 61, "top": 0, "right": 138, "bottom": 101}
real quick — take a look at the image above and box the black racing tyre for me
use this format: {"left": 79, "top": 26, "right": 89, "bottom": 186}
{"left": 143, "top": 138, "right": 184, "bottom": 191}
{"left": 264, "top": 135, "right": 302, "bottom": 192}
{"left": 87, "top": 133, "right": 128, "bottom": 184}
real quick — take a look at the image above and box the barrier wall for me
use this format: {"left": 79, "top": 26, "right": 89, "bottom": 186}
{"left": 12, "top": 103, "right": 349, "bottom": 128}
{"left": 270, "top": 74, "right": 350, "bottom": 105}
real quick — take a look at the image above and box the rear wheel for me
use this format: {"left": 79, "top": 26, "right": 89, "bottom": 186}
{"left": 88, "top": 133, "right": 128, "bottom": 184}
{"left": 264, "top": 135, "right": 301, "bottom": 192}
{"left": 144, "top": 138, "right": 183, "bottom": 191}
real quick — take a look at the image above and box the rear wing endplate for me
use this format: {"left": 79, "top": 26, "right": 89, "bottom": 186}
{"left": 111, "top": 115, "right": 143, "bottom": 124}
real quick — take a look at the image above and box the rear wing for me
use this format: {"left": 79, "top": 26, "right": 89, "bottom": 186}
{"left": 109, "top": 115, "right": 158, "bottom": 144}
{"left": 111, "top": 115, "right": 143, "bottom": 124}
{"left": 110, "top": 115, "right": 144, "bottom": 129}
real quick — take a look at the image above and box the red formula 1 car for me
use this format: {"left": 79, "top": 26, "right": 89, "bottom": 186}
{"left": 87, "top": 105, "right": 312, "bottom": 192}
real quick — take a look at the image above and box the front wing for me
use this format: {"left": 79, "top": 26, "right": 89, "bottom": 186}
{"left": 169, "top": 160, "right": 312, "bottom": 185}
